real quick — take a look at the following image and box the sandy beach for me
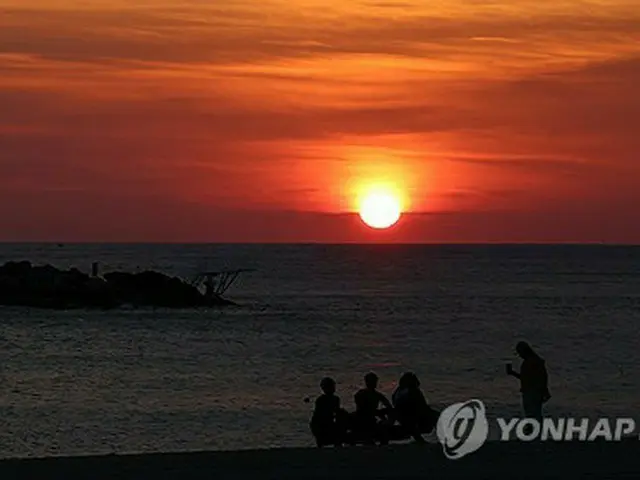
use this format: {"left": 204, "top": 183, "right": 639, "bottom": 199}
{"left": 1, "top": 439, "right": 637, "bottom": 479}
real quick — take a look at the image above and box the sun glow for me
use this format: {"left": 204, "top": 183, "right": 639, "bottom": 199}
{"left": 358, "top": 188, "right": 402, "bottom": 229}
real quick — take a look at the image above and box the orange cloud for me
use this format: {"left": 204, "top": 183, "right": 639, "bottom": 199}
{"left": 0, "top": 0, "right": 639, "bottom": 241}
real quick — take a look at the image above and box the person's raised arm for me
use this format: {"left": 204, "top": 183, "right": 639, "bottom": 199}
{"left": 506, "top": 363, "right": 521, "bottom": 379}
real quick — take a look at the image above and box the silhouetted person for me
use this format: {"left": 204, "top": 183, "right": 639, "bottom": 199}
{"left": 392, "top": 372, "right": 439, "bottom": 443}
{"left": 506, "top": 341, "right": 551, "bottom": 424}
{"left": 353, "top": 372, "right": 394, "bottom": 444}
{"left": 310, "top": 377, "right": 348, "bottom": 447}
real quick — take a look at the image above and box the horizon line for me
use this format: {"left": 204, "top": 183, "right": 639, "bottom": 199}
{"left": 0, "top": 241, "right": 639, "bottom": 246}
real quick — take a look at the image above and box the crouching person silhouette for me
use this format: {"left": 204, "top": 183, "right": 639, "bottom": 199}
{"left": 392, "top": 372, "right": 440, "bottom": 443}
{"left": 352, "top": 372, "right": 394, "bottom": 445}
{"left": 310, "top": 377, "right": 349, "bottom": 447}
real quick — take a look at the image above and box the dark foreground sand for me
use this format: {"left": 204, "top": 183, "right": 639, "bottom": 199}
{"left": 0, "top": 440, "right": 637, "bottom": 479}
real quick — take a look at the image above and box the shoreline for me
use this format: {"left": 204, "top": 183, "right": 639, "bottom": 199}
{"left": 1, "top": 440, "right": 637, "bottom": 479}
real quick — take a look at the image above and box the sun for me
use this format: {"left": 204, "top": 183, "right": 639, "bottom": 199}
{"left": 358, "top": 190, "right": 402, "bottom": 229}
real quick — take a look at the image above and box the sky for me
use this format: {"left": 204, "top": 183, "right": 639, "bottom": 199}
{"left": 1, "top": 0, "right": 639, "bottom": 242}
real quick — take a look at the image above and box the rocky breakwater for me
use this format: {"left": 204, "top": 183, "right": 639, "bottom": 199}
{"left": 0, "top": 261, "right": 235, "bottom": 309}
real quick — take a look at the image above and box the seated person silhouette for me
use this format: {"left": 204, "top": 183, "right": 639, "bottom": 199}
{"left": 310, "top": 377, "right": 349, "bottom": 447}
{"left": 352, "top": 372, "right": 394, "bottom": 444}
{"left": 392, "top": 372, "right": 439, "bottom": 443}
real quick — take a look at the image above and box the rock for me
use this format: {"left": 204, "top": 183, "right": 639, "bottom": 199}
{"left": 103, "top": 271, "right": 207, "bottom": 307}
{"left": 0, "top": 261, "right": 234, "bottom": 309}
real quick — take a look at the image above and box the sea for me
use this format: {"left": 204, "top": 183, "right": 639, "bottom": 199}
{"left": 0, "top": 243, "right": 638, "bottom": 458}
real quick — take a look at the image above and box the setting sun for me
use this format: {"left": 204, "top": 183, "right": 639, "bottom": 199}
{"left": 358, "top": 190, "right": 402, "bottom": 229}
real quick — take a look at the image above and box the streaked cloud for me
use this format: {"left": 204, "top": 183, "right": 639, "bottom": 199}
{"left": 0, "top": 0, "right": 638, "bottom": 241}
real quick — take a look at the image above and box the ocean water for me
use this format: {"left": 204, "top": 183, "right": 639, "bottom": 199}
{"left": 0, "top": 243, "right": 638, "bottom": 458}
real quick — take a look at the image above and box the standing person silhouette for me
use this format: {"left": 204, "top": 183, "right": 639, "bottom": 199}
{"left": 506, "top": 341, "right": 551, "bottom": 425}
